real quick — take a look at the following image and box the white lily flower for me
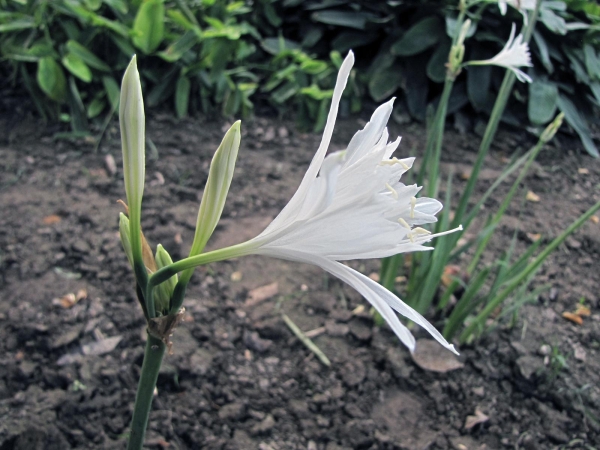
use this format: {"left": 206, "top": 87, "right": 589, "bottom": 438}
{"left": 498, "top": 0, "right": 536, "bottom": 22}
{"left": 155, "top": 51, "right": 459, "bottom": 354}
{"left": 467, "top": 24, "right": 533, "bottom": 83}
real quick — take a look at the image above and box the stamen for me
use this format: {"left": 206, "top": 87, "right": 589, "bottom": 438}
{"left": 410, "top": 225, "right": 463, "bottom": 243}
{"left": 410, "top": 197, "right": 416, "bottom": 219}
{"left": 379, "top": 157, "right": 410, "bottom": 170}
{"left": 398, "top": 218, "right": 411, "bottom": 229}
{"left": 385, "top": 183, "right": 399, "bottom": 200}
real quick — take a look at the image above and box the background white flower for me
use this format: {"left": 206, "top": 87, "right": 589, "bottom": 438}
{"left": 467, "top": 24, "right": 533, "bottom": 82}
{"left": 498, "top": 0, "right": 537, "bottom": 21}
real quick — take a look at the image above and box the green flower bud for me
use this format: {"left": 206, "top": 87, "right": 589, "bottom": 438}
{"left": 540, "top": 112, "right": 564, "bottom": 143}
{"left": 120, "top": 55, "right": 145, "bottom": 270}
{"left": 190, "top": 121, "right": 241, "bottom": 257}
{"left": 119, "top": 213, "right": 134, "bottom": 268}
{"left": 153, "top": 244, "right": 178, "bottom": 315}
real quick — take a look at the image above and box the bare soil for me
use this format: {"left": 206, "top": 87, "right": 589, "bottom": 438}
{"left": 0, "top": 108, "right": 599, "bottom": 450}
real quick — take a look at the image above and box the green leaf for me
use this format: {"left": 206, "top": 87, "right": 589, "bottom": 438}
{"left": 391, "top": 16, "right": 443, "bottom": 57}
{"left": 263, "top": 2, "right": 282, "bottom": 27}
{"left": 540, "top": 5, "right": 567, "bottom": 34}
{"left": 532, "top": 30, "right": 553, "bottom": 73}
{"left": 66, "top": 40, "right": 111, "bottom": 71}
{"left": 271, "top": 81, "right": 298, "bottom": 104}
{"left": 445, "top": 16, "right": 476, "bottom": 39}
{"left": 110, "top": 34, "right": 136, "bottom": 56}
{"left": 528, "top": 80, "right": 557, "bottom": 125}
{"left": 175, "top": 75, "right": 191, "bottom": 118}
{"left": 37, "top": 57, "right": 67, "bottom": 103}
{"left": 62, "top": 53, "right": 92, "bottom": 83}
{"left": 331, "top": 31, "right": 378, "bottom": 53}
{"left": 0, "top": 16, "right": 35, "bottom": 32}
{"left": 102, "top": 76, "right": 120, "bottom": 110}
{"left": 87, "top": 97, "right": 106, "bottom": 118}
{"left": 67, "top": 76, "right": 88, "bottom": 132}
{"left": 557, "top": 95, "right": 599, "bottom": 157}
{"left": 103, "top": 0, "right": 129, "bottom": 14}
{"left": 311, "top": 10, "right": 376, "bottom": 30}
{"left": 157, "top": 30, "right": 198, "bottom": 62}
{"left": 261, "top": 37, "right": 300, "bottom": 55}
{"left": 564, "top": 47, "right": 589, "bottom": 84}
{"left": 368, "top": 65, "right": 401, "bottom": 102}
{"left": 466, "top": 64, "right": 491, "bottom": 111}
{"left": 300, "top": 85, "right": 332, "bottom": 101}
{"left": 132, "top": 0, "right": 165, "bottom": 54}
{"left": 84, "top": 0, "right": 102, "bottom": 10}
{"left": 403, "top": 54, "right": 429, "bottom": 120}
{"left": 426, "top": 39, "right": 451, "bottom": 83}
{"left": 584, "top": 44, "right": 600, "bottom": 80}
{"left": 147, "top": 68, "right": 178, "bottom": 107}
{"left": 299, "top": 59, "right": 328, "bottom": 75}
{"left": 589, "top": 81, "right": 600, "bottom": 106}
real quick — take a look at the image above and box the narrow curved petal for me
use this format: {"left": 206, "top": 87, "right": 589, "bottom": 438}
{"left": 262, "top": 52, "right": 355, "bottom": 234}
{"left": 320, "top": 259, "right": 458, "bottom": 355}
{"left": 255, "top": 247, "right": 457, "bottom": 354}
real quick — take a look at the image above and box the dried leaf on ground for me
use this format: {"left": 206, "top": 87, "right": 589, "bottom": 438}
{"left": 230, "top": 271, "right": 243, "bottom": 281}
{"left": 574, "top": 305, "right": 591, "bottom": 316}
{"left": 526, "top": 191, "right": 540, "bottom": 202}
{"left": 442, "top": 265, "right": 462, "bottom": 287}
{"left": 104, "top": 154, "right": 117, "bottom": 175}
{"left": 464, "top": 408, "right": 489, "bottom": 430}
{"left": 411, "top": 339, "right": 464, "bottom": 373}
{"left": 81, "top": 335, "right": 123, "bottom": 356}
{"left": 562, "top": 312, "right": 583, "bottom": 325}
{"left": 43, "top": 214, "right": 61, "bottom": 224}
{"left": 52, "top": 289, "right": 87, "bottom": 308}
{"left": 246, "top": 282, "right": 278, "bottom": 306}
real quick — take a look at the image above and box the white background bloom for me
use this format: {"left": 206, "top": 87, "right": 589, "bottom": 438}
{"left": 467, "top": 24, "right": 533, "bottom": 82}
{"left": 498, "top": 0, "right": 537, "bottom": 19}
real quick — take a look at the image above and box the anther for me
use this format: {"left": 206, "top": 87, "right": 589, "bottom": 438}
{"left": 379, "top": 157, "right": 410, "bottom": 170}
{"left": 385, "top": 183, "right": 399, "bottom": 200}
{"left": 398, "top": 218, "right": 411, "bottom": 229}
{"left": 410, "top": 197, "right": 416, "bottom": 219}
{"left": 412, "top": 227, "right": 431, "bottom": 236}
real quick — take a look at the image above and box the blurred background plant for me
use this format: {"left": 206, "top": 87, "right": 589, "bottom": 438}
{"left": 377, "top": 0, "right": 600, "bottom": 346}
{"left": 1, "top": 0, "right": 599, "bottom": 154}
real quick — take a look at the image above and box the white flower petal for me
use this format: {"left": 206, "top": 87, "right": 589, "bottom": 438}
{"left": 467, "top": 24, "right": 532, "bottom": 83}
{"left": 345, "top": 100, "right": 394, "bottom": 166}
{"left": 263, "top": 51, "right": 355, "bottom": 234}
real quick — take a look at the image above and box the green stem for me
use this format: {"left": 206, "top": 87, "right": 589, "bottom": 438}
{"left": 127, "top": 334, "right": 166, "bottom": 450}
{"left": 150, "top": 240, "right": 255, "bottom": 288}
{"left": 427, "top": 79, "right": 454, "bottom": 198}
{"left": 459, "top": 199, "right": 600, "bottom": 343}
{"left": 452, "top": 2, "right": 541, "bottom": 228}
{"left": 466, "top": 137, "right": 545, "bottom": 275}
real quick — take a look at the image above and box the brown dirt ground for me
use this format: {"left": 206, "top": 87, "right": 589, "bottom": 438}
{"left": 0, "top": 107, "right": 599, "bottom": 450}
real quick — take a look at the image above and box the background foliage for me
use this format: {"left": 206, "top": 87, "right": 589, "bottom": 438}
{"left": 1, "top": 0, "right": 599, "bottom": 154}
